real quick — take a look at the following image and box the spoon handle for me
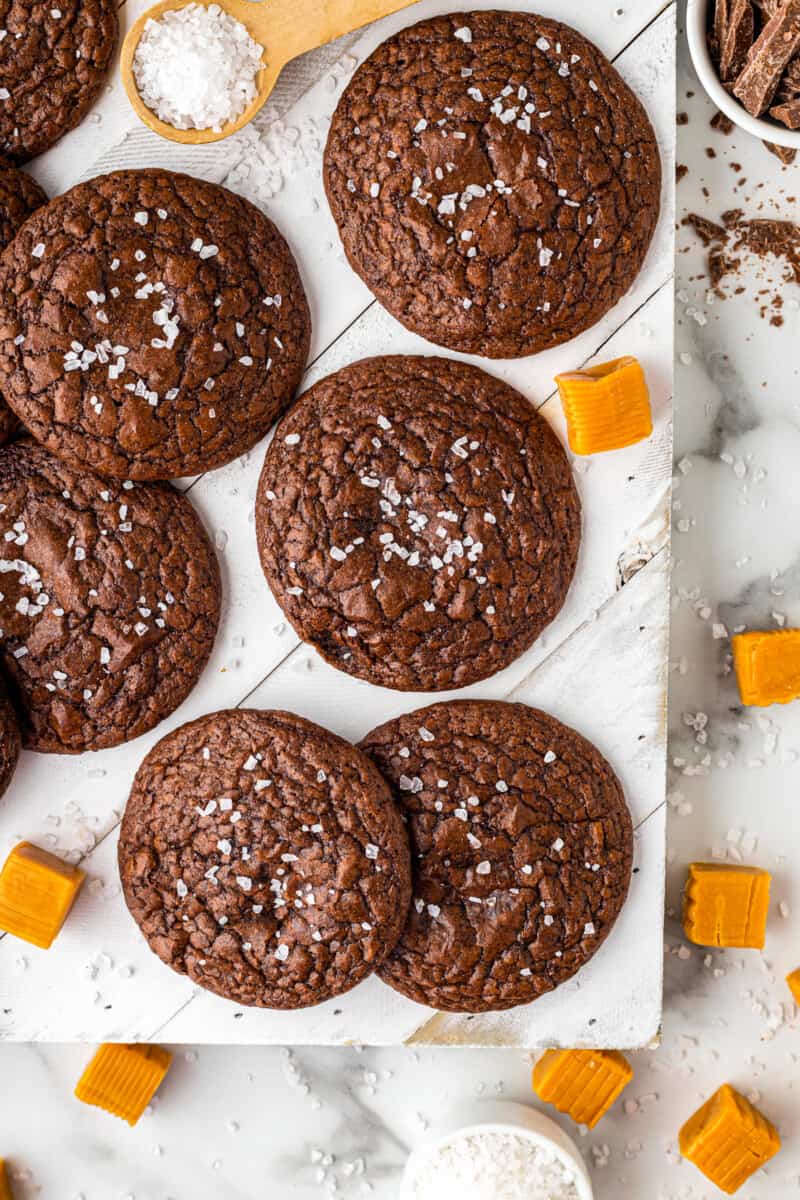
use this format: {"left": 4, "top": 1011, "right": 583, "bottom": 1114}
{"left": 277, "top": 0, "right": 421, "bottom": 62}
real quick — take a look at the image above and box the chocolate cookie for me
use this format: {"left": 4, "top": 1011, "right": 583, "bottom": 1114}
{"left": 0, "top": 0, "right": 118, "bottom": 162}
{"left": 360, "top": 700, "right": 633, "bottom": 1013}
{"left": 0, "top": 678, "right": 20, "bottom": 798}
{"left": 324, "top": 12, "right": 661, "bottom": 358}
{"left": 256, "top": 356, "right": 580, "bottom": 692}
{"left": 0, "top": 440, "right": 221, "bottom": 752}
{"left": 0, "top": 160, "right": 46, "bottom": 446}
{"left": 0, "top": 169, "right": 311, "bottom": 480}
{"left": 0, "top": 160, "right": 46, "bottom": 251}
{"left": 119, "top": 709, "right": 413, "bottom": 1009}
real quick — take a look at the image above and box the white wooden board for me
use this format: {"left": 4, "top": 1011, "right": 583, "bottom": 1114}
{"left": 0, "top": 0, "right": 675, "bottom": 1047}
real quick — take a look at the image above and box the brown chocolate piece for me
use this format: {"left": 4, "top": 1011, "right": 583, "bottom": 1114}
{"left": 0, "top": 170, "right": 311, "bottom": 481}
{"left": 0, "top": 440, "right": 221, "bottom": 752}
{"left": 0, "top": 0, "right": 118, "bottom": 162}
{"left": 734, "top": 1, "right": 800, "bottom": 115}
{"left": 777, "top": 55, "right": 800, "bottom": 98}
{"left": 119, "top": 709, "right": 412, "bottom": 1009}
{"left": 324, "top": 12, "right": 661, "bottom": 359}
{"left": 712, "top": 0, "right": 732, "bottom": 65}
{"left": 255, "top": 356, "right": 581, "bottom": 693}
{"left": 721, "top": 0, "right": 755, "bottom": 81}
{"left": 710, "top": 110, "right": 736, "bottom": 133}
{"left": 676, "top": 164, "right": 689, "bottom": 183}
{"left": 360, "top": 700, "right": 633, "bottom": 1014}
{"left": 763, "top": 139, "right": 798, "bottom": 160}
{"left": 770, "top": 98, "right": 800, "bottom": 124}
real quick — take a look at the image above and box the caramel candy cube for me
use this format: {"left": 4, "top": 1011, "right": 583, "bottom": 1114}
{"left": 555, "top": 356, "right": 653, "bottom": 456}
{"left": 683, "top": 863, "right": 770, "bottom": 949}
{"left": 532, "top": 1048, "right": 632, "bottom": 1128}
{"left": 75, "top": 1044, "right": 173, "bottom": 1126}
{"left": 0, "top": 842, "right": 85, "bottom": 949}
{"left": 680, "top": 1083, "right": 780, "bottom": 1193}
{"left": 0, "top": 1159, "right": 13, "bottom": 1200}
{"left": 787, "top": 968, "right": 800, "bottom": 1004}
{"left": 732, "top": 629, "right": 800, "bottom": 707}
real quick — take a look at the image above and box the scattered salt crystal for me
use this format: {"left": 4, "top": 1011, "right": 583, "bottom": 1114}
{"left": 133, "top": 3, "right": 264, "bottom": 133}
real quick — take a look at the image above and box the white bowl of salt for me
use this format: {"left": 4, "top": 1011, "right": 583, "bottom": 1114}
{"left": 399, "top": 1100, "right": 594, "bottom": 1200}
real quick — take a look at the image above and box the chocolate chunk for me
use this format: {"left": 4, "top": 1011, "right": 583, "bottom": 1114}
{"left": 324, "top": 12, "right": 661, "bottom": 359}
{"left": 721, "top": 0, "right": 755, "bottom": 81}
{"left": 777, "top": 55, "right": 800, "bottom": 98}
{"left": 0, "top": 440, "right": 221, "bottom": 752}
{"left": 0, "top": 170, "right": 311, "bottom": 481}
{"left": 255, "top": 356, "right": 581, "bottom": 694}
{"left": 710, "top": 110, "right": 736, "bottom": 133}
{"left": 770, "top": 98, "right": 800, "bottom": 124}
{"left": 0, "top": 0, "right": 118, "bottom": 162}
{"left": 119, "top": 709, "right": 412, "bottom": 1009}
{"left": 763, "top": 139, "right": 798, "bottom": 161}
{"left": 734, "top": 1, "right": 800, "bottom": 115}
{"left": 360, "top": 700, "right": 633, "bottom": 1014}
{"left": 676, "top": 164, "right": 690, "bottom": 183}
{"left": 712, "top": 0, "right": 732, "bottom": 66}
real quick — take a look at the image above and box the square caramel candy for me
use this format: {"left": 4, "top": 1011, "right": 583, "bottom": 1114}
{"left": 532, "top": 1048, "right": 632, "bottom": 1128}
{"left": 683, "top": 863, "right": 770, "bottom": 950}
{"left": 787, "top": 969, "right": 800, "bottom": 1005}
{"left": 680, "top": 1083, "right": 780, "bottom": 1194}
{"left": 0, "top": 842, "right": 85, "bottom": 949}
{"left": 555, "top": 356, "right": 653, "bottom": 456}
{"left": 75, "top": 1044, "right": 173, "bottom": 1126}
{"left": 732, "top": 629, "right": 800, "bottom": 707}
{"left": 0, "top": 1159, "right": 12, "bottom": 1200}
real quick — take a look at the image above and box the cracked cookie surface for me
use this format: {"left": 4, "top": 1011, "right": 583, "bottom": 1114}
{"left": 255, "top": 355, "right": 580, "bottom": 692}
{"left": 0, "top": 169, "right": 311, "bottom": 480}
{"left": 0, "top": 678, "right": 20, "bottom": 798}
{"left": 0, "top": 440, "right": 221, "bottom": 752}
{"left": 0, "top": 0, "right": 118, "bottom": 162}
{"left": 119, "top": 709, "right": 413, "bottom": 1009}
{"left": 360, "top": 700, "right": 633, "bottom": 1013}
{"left": 324, "top": 11, "right": 661, "bottom": 358}
{"left": 0, "top": 159, "right": 46, "bottom": 446}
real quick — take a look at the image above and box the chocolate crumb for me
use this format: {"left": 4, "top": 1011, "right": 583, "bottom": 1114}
{"left": 710, "top": 110, "right": 736, "bottom": 134}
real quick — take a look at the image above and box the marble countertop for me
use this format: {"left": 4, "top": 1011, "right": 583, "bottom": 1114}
{"left": 3, "top": 2, "right": 800, "bottom": 1197}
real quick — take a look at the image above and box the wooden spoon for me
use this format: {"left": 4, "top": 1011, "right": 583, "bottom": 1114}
{"left": 120, "top": 0, "right": 421, "bottom": 144}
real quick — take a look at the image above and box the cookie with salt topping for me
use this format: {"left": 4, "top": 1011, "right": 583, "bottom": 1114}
{"left": 324, "top": 11, "right": 661, "bottom": 358}
{"left": 119, "top": 709, "right": 412, "bottom": 1009}
{"left": 0, "top": 0, "right": 118, "bottom": 162}
{"left": 0, "top": 440, "right": 221, "bottom": 752}
{"left": 361, "top": 700, "right": 633, "bottom": 1014}
{"left": 255, "top": 355, "right": 581, "bottom": 692}
{"left": 0, "top": 169, "right": 311, "bottom": 480}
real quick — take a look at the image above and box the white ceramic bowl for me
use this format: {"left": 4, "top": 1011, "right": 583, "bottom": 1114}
{"left": 399, "top": 1099, "right": 594, "bottom": 1200}
{"left": 686, "top": 0, "right": 800, "bottom": 149}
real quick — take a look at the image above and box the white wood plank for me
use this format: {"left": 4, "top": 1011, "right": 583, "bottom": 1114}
{"left": 0, "top": 0, "right": 674, "bottom": 1045}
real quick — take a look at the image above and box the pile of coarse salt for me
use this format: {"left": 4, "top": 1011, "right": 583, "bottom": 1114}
{"left": 407, "top": 1130, "right": 583, "bottom": 1200}
{"left": 133, "top": 3, "right": 264, "bottom": 132}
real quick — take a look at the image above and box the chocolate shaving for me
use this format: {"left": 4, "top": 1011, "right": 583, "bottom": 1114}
{"left": 712, "top": 0, "right": 732, "bottom": 65}
{"left": 684, "top": 208, "right": 800, "bottom": 323}
{"left": 734, "top": 1, "right": 800, "bottom": 115}
{"left": 721, "top": 0, "right": 755, "bottom": 81}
